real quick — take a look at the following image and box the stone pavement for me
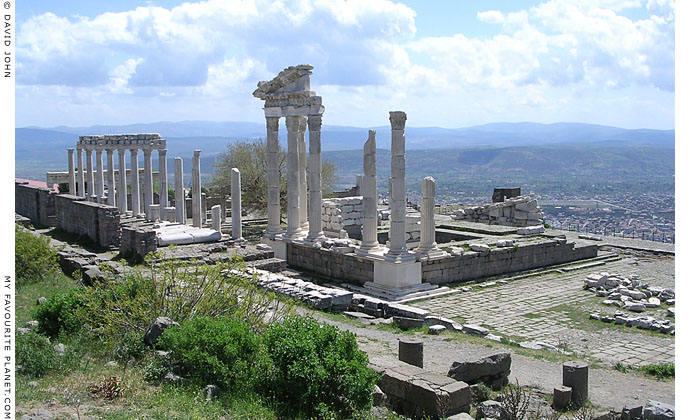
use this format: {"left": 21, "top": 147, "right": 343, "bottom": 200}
{"left": 411, "top": 254, "right": 675, "bottom": 367}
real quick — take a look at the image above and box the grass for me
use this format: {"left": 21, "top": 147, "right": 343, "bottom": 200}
{"left": 522, "top": 312, "right": 542, "bottom": 319}
{"left": 16, "top": 273, "right": 79, "bottom": 326}
{"left": 638, "top": 362, "right": 674, "bottom": 380}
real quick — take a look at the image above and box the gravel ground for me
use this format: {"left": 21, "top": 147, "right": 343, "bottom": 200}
{"left": 305, "top": 309, "right": 675, "bottom": 412}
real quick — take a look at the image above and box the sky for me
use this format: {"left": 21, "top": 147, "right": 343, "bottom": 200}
{"left": 14, "top": 0, "right": 676, "bottom": 129}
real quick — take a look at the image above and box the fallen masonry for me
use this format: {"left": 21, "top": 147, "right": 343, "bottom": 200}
{"left": 584, "top": 272, "right": 675, "bottom": 314}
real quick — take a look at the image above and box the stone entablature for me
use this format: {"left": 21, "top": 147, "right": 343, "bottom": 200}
{"left": 77, "top": 134, "right": 166, "bottom": 150}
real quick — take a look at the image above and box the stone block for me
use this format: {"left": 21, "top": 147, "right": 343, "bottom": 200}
{"left": 553, "top": 385, "right": 572, "bottom": 411}
{"left": 447, "top": 353, "right": 511, "bottom": 387}
{"left": 642, "top": 400, "right": 674, "bottom": 420}
{"left": 399, "top": 339, "right": 424, "bottom": 368}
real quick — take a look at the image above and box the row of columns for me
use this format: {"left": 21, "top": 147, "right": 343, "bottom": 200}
{"left": 356, "top": 114, "right": 442, "bottom": 259}
{"left": 265, "top": 114, "right": 324, "bottom": 243}
{"left": 67, "top": 147, "right": 169, "bottom": 219}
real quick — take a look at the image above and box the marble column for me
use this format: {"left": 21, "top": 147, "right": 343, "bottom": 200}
{"left": 298, "top": 120, "right": 308, "bottom": 231}
{"left": 95, "top": 149, "right": 105, "bottom": 202}
{"left": 106, "top": 150, "right": 116, "bottom": 206}
{"left": 76, "top": 147, "right": 85, "bottom": 197}
{"left": 143, "top": 149, "right": 154, "bottom": 219}
{"left": 357, "top": 130, "right": 380, "bottom": 255}
{"left": 192, "top": 150, "right": 202, "bottom": 227}
{"left": 417, "top": 176, "right": 442, "bottom": 257}
{"left": 385, "top": 111, "right": 413, "bottom": 261}
{"left": 118, "top": 149, "right": 128, "bottom": 213}
{"left": 158, "top": 149, "right": 169, "bottom": 218}
{"left": 67, "top": 149, "right": 76, "bottom": 195}
{"left": 130, "top": 149, "right": 142, "bottom": 217}
{"left": 174, "top": 157, "right": 185, "bottom": 224}
{"left": 265, "top": 116, "right": 282, "bottom": 238}
{"left": 285, "top": 116, "right": 304, "bottom": 239}
{"left": 211, "top": 205, "right": 222, "bottom": 232}
{"left": 306, "top": 114, "right": 325, "bottom": 242}
{"left": 231, "top": 168, "right": 243, "bottom": 240}
{"left": 85, "top": 149, "right": 95, "bottom": 201}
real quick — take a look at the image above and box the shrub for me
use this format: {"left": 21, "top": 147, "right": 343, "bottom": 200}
{"left": 33, "top": 288, "right": 90, "bottom": 338}
{"left": 88, "top": 254, "right": 292, "bottom": 337}
{"left": 157, "top": 316, "right": 269, "bottom": 391}
{"left": 16, "top": 331, "right": 59, "bottom": 378}
{"left": 261, "top": 315, "right": 379, "bottom": 418}
{"left": 15, "top": 225, "right": 59, "bottom": 288}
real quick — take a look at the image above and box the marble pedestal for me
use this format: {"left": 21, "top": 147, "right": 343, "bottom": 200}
{"left": 261, "top": 236, "right": 287, "bottom": 260}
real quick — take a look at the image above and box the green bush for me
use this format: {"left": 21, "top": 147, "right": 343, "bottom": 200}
{"left": 261, "top": 315, "right": 379, "bottom": 418}
{"left": 15, "top": 225, "right": 59, "bottom": 288}
{"left": 158, "top": 316, "right": 269, "bottom": 391}
{"left": 33, "top": 288, "right": 90, "bottom": 338}
{"left": 16, "top": 331, "right": 59, "bottom": 378}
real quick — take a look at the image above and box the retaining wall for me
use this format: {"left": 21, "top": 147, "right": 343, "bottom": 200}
{"left": 422, "top": 239, "right": 598, "bottom": 284}
{"left": 15, "top": 182, "right": 57, "bottom": 227}
{"left": 54, "top": 194, "right": 121, "bottom": 248}
{"left": 286, "top": 242, "right": 374, "bottom": 285}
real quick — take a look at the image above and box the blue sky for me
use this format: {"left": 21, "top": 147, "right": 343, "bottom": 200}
{"left": 15, "top": 0, "right": 675, "bottom": 129}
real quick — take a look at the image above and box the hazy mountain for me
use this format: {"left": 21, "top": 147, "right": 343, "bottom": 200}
{"left": 15, "top": 121, "right": 674, "bottom": 183}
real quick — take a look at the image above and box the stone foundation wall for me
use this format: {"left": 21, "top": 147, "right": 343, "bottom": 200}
{"left": 54, "top": 194, "right": 121, "bottom": 249}
{"left": 286, "top": 242, "right": 374, "bottom": 285}
{"left": 120, "top": 226, "right": 157, "bottom": 260}
{"left": 423, "top": 240, "right": 598, "bottom": 284}
{"left": 15, "top": 182, "right": 57, "bottom": 227}
{"left": 322, "top": 196, "right": 364, "bottom": 238}
{"left": 452, "top": 195, "right": 544, "bottom": 227}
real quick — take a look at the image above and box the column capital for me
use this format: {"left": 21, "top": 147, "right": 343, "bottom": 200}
{"left": 389, "top": 111, "right": 407, "bottom": 130}
{"left": 130, "top": 148, "right": 139, "bottom": 153}
{"left": 106, "top": 149, "right": 114, "bottom": 155}
{"left": 67, "top": 148, "right": 74, "bottom": 153}
{"left": 85, "top": 149, "right": 93, "bottom": 155}
{"left": 307, "top": 114, "right": 322, "bottom": 132}
{"left": 266, "top": 116, "right": 280, "bottom": 132}
{"left": 143, "top": 149, "right": 152, "bottom": 156}
{"left": 159, "top": 148, "right": 168, "bottom": 155}
{"left": 194, "top": 150, "right": 201, "bottom": 157}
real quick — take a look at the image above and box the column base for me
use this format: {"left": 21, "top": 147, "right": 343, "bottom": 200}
{"left": 261, "top": 236, "right": 287, "bottom": 260}
{"left": 372, "top": 258, "right": 422, "bottom": 290}
{"left": 416, "top": 246, "right": 448, "bottom": 261}
{"left": 383, "top": 249, "right": 417, "bottom": 263}
{"left": 356, "top": 242, "right": 382, "bottom": 257}
{"left": 304, "top": 231, "right": 326, "bottom": 244}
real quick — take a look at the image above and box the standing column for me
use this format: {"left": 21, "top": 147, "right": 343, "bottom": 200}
{"left": 417, "top": 176, "right": 442, "bottom": 257}
{"left": 385, "top": 111, "right": 413, "bottom": 261}
{"left": 306, "top": 114, "right": 325, "bottom": 242}
{"left": 265, "top": 116, "right": 282, "bottom": 237}
{"left": 174, "top": 157, "right": 186, "bottom": 224}
{"left": 192, "top": 150, "right": 202, "bottom": 227}
{"left": 118, "top": 149, "right": 128, "bottom": 212}
{"left": 67, "top": 149, "right": 76, "bottom": 195}
{"left": 158, "top": 148, "right": 169, "bottom": 212}
{"left": 143, "top": 149, "right": 154, "bottom": 219}
{"left": 298, "top": 118, "right": 308, "bottom": 232}
{"left": 231, "top": 168, "right": 243, "bottom": 240}
{"left": 285, "top": 116, "right": 304, "bottom": 239}
{"left": 130, "top": 149, "right": 142, "bottom": 217}
{"left": 76, "top": 147, "right": 85, "bottom": 197}
{"left": 85, "top": 149, "right": 95, "bottom": 201}
{"left": 357, "top": 130, "right": 380, "bottom": 255}
{"left": 106, "top": 150, "right": 116, "bottom": 206}
{"left": 95, "top": 149, "right": 105, "bottom": 202}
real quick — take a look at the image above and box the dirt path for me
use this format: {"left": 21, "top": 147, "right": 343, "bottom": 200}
{"left": 306, "top": 310, "right": 675, "bottom": 412}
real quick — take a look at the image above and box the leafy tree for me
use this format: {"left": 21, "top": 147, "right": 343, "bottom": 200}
{"left": 15, "top": 225, "right": 60, "bottom": 288}
{"left": 211, "top": 139, "right": 337, "bottom": 215}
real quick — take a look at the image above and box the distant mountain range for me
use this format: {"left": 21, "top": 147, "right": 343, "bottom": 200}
{"left": 15, "top": 121, "right": 675, "bottom": 183}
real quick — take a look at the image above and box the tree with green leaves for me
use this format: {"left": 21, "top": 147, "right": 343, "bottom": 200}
{"left": 211, "top": 139, "right": 337, "bottom": 216}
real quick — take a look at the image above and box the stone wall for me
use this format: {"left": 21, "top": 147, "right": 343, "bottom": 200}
{"left": 120, "top": 226, "right": 157, "bottom": 260}
{"left": 423, "top": 239, "right": 598, "bottom": 284}
{"left": 322, "top": 196, "right": 364, "bottom": 239}
{"left": 15, "top": 182, "right": 57, "bottom": 227}
{"left": 286, "top": 242, "right": 374, "bottom": 285}
{"left": 451, "top": 195, "right": 544, "bottom": 227}
{"left": 54, "top": 194, "right": 121, "bottom": 249}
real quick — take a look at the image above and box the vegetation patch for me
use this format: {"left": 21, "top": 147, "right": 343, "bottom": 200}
{"left": 15, "top": 225, "right": 60, "bottom": 289}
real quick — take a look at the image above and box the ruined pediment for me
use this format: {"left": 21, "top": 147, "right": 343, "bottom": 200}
{"left": 253, "top": 64, "right": 314, "bottom": 99}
